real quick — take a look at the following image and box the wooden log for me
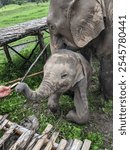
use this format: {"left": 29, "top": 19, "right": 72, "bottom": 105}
{"left": 0, "top": 114, "right": 8, "bottom": 124}
{"left": 0, "top": 120, "right": 8, "bottom": 130}
{"left": 0, "top": 116, "right": 58, "bottom": 149}
{"left": 0, "top": 115, "right": 2, "bottom": 120}
{"left": 64, "top": 140, "right": 73, "bottom": 150}
{"left": 0, "top": 17, "right": 47, "bottom": 47}
{"left": 0, "top": 115, "right": 58, "bottom": 150}
{"left": 44, "top": 138, "right": 59, "bottom": 149}
{"left": 26, "top": 134, "right": 58, "bottom": 150}
{"left": 0, "top": 115, "right": 37, "bottom": 136}
{"left": 25, "top": 134, "right": 40, "bottom": 150}
{"left": 81, "top": 139, "right": 91, "bottom": 150}
{"left": 32, "top": 124, "right": 53, "bottom": 150}
{"left": 9, "top": 130, "right": 35, "bottom": 150}
{"left": 56, "top": 139, "right": 67, "bottom": 150}
{"left": 6, "top": 122, "right": 33, "bottom": 135}
{"left": 44, "top": 132, "right": 59, "bottom": 150}
{"left": 70, "top": 139, "right": 83, "bottom": 150}
{"left": 0, "top": 124, "right": 17, "bottom": 148}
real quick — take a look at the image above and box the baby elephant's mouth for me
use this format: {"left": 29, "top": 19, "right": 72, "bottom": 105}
{"left": 57, "top": 83, "right": 70, "bottom": 93}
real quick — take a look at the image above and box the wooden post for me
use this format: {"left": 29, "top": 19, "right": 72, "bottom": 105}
{"left": 56, "top": 139, "right": 67, "bottom": 150}
{"left": 81, "top": 139, "right": 91, "bottom": 150}
{"left": 3, "top": 45, "right": 12, "bottom": 63}
{"left": 70, "top": 139, "right": 83, "bottom": 150}
{"left": 65, "top": 140, "right": 73, "bottom": 150}
{"left": 37, "top": 31, "right": 48, "bottom": 63}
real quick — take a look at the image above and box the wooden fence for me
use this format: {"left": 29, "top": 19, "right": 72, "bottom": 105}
{"left": 0, "top": 115, "right": 91, "bottom": 150}
{"left": 0, "top": 17, "right": 49, "bottom": 63}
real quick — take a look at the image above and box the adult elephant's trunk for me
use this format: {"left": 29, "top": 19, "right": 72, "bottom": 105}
{"left": 15, "top": 80, "right": 55, "bottom": 101}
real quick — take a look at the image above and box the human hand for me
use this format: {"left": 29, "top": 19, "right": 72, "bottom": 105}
{"left": 0, "top": 86, "right": 11, "bottom": 98}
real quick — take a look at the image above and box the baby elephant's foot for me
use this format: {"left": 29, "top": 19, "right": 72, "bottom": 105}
{"left": 48, "top": 101, "right": 58, "bottom": 113}
{"left": 66, "top": 110, "right": 89, "bottom": 124}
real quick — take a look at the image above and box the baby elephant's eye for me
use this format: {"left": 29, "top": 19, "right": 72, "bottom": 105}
{"left": 61, "top": 73, "right": 68, "bottom": 79}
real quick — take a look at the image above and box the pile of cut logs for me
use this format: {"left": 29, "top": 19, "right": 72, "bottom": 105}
{"left": 0, "top": 115, "right": 91, "bottom": 150}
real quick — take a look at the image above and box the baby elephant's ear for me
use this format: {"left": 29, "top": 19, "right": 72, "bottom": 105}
{"left": 72, "top": 54, "right": 87, "bottom": 87}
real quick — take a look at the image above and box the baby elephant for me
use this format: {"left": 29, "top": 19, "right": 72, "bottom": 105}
{"left": 15, "top": 49, "right": 91, "bottom": 124}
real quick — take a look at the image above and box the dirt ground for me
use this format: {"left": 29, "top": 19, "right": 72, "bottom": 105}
{"left": 89, "top": 111, "right": 113, "bottom": 149}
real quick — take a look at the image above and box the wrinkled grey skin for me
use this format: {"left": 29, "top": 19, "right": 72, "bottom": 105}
{"left": 47, "top": 0, "right": 113, "bottom": 99}
{"left": 15, "top": 50, "right": 91, "bottom": 124}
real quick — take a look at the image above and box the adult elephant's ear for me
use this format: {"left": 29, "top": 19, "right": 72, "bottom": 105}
{"left": 69, "top": 0, "right": 105, "bottom": 48}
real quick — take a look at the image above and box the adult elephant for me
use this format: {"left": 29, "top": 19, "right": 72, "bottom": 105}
{"left": 47, "top": 0, "right": 113, "bottom": 99}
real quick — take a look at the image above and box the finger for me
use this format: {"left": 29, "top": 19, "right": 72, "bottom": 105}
{"left": 0, "top": 86, "right": 10, "bottom": 91}
{"left": 0, "top": 89, "right": 11, "bottom": 98}
{"left": 3, "top": 86, "right": 11, "bottom": 90}
{"left": 0, "top": 92, "right": 10, "bottom": 98}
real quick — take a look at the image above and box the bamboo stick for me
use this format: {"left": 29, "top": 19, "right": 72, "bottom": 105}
{"left": 44, "top": 132, "right": 59, "bottom": 150}
{"left": 0, "top": 114, "right": 8, "bottom": 124}
{"left": 0, "top": 115, "right": 38, "bottom": 136}
{"left": 65, "top": 140, "right": 73, "bottom": 150}
{"left": 70, "top": 139, "right": 83, "bottom": 150}
{"left": 5, "top": 71, "right": 43, "bottom": 86}
{"left": 56, "top": 139, "right": 67, "bottom": 150}
{"left": 0, "top": 115, "right": 58, "bottom": 149}
{"left": 25, "top": 134, "right": 40, "bottom": 150}
{"left": 0, "top": 124, "right": 17, "bottom": 148}
{"left": 9, "top": 130, "right": 35, "bottom": 150}
{"left": 32, "top": 124, "right": 53, "bottom": 150}
{"left": 0, "top": 120, "right": 8, "bottom": 130}
{"left": 81, "top": 139, "right": 91, "bottom": 150}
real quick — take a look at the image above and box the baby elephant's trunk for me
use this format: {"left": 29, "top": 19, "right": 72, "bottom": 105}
{"left": 15, "top": 80, "right": 55, "bottom": 101}
{"left": 36, "top": 80, "right": 55, "bottom": 100}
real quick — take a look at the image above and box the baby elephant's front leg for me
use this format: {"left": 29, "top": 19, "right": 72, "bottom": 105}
{"left": 66, "top": 79, "right": 89, "bottom": 124}
{"left": 66, "top": 109, "right": 89, "bottom": 124}
{"left": 66, "top": 105, "right": 89, "bottom": 124}
{"left": 48, "top": 93, "right": 60, "bottom": 113}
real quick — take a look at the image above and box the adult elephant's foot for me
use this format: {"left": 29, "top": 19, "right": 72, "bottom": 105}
{"left": 66, "top": 110, "right": 89, "bottom": 124}
{"left": 100, "top": 55, "right": 113, "bottom": 100}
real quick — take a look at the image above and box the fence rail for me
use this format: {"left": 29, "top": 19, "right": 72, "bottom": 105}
{"left": 0, "top": 115, "right": 92, "bottom": 150}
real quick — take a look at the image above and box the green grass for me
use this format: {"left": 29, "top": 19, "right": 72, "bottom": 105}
{"left": 0, "top": 3, "right": 112, "bottom": 150}
{"left": 0, "top": 2, "right": 49, "bottom": 28}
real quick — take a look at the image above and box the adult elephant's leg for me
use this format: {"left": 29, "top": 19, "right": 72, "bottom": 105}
{"left": 97, "top": 28, "right": 113, "bottom": 99}
{"left": 66, "top": 78, "right": 89, "bottom": 124}
{"left": 99, "top": 55, "right": 113, "bottom": 99}
{"left": 48, "top": 93, "right": 60, "bottom": 113}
